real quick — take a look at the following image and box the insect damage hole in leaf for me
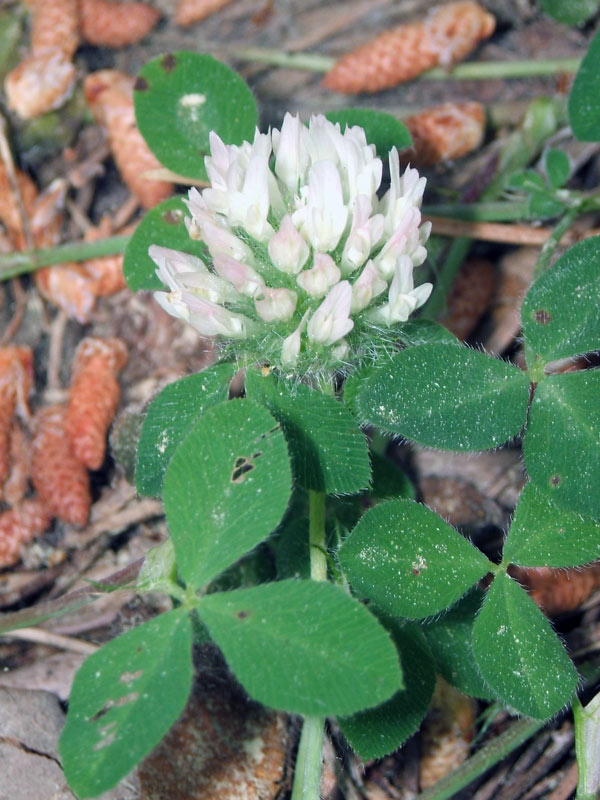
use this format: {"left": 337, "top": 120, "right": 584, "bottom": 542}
{"left": 231, "top": 452, "right": 262, "bottom": 483}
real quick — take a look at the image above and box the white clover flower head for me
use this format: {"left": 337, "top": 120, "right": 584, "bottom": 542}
{"left": 151, "top": 113, "right": 432, "bottom": 374}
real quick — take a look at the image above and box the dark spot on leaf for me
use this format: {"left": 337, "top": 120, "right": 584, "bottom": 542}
{"left": 161, "top": 53, "right": 177, "bottom": 72}
{"left": 231, "top": 456, "right": 255, "bottom": 483}
{"left": 534, "top": 309, "right": 552, "bottom": 324}
{"left": 236, "top": 610, "right": 251, "bottom": 619}
{"left": 162, "top": 209, "right": 183, "bottom": 225}
{"left": 134, "top": 77, "right": 149, "bottom": 92}
{"left": 412, "top": 569, "right": 421, "bottom": 576}
{"left": 89, "top": 702, "right": 112, "bottom": 723}
{"left": 550, "top": 474, "right": 562, "bottom": 486}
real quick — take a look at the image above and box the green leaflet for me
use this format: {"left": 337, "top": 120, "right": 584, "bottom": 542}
{"left": 163, "top": 399, "right": 292, "bottom": 589}
{"left": 503, "top": 482, "right": 600, "bottom": 567}
{"left": 355, "top": 343, "right": 530, "bottom": 451}
{"left": 197, "top": 580, "right": 403, "bottom": 716}
{"left": 134, "top": 51, "right": 258, "bottom": 181}
{"left": 524, "top": 370, "right": 600, "bottom": 518}
{"left": 245, "top": 369, "right": 370, "bottom": 495}
{"left": 338, "top": 499, "right": 492, "bottom": 619}
{"left": 340, "top": 622, "right": 435, "bottom": 759}
{"left": 472, "top": 573, "right": 578, "bottom": 719}
{"left": 136, "top": 363, "right": 235, "bottom": 497}
{"left": 521, "top": 237, "right": 600, "bottom": 364}
{"left": 60, "top": 610, "right": 193, "bottom": 798}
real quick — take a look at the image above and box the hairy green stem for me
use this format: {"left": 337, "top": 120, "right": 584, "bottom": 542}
{"left": 416, "top": 717, "right": 546, "bottom": 800}
{"left": 308, "top": 490, "right": 328, "bottom": 582}
{"left": 0, "top": 235, "right": 130, "bottom": 281}
{"left": 236, "top": 48, "right": 580, "bottom": 81}
{"left": 533, "top": 206, "right": 580, "bottom": 278}
{"left": 291, "top": 489, "right": 328, "bottom": 800}
{"left": 291, "top": 716, "right": 325, "bottom": 800}
{"left": 573, "top": 695, "right": 600, "bottom": 800}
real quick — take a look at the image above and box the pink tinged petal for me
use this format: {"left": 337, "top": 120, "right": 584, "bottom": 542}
{"left": 351, "top": 260, "right": 388, "bottom": 313}
{"left": 181, "top": 291, "right": 252, "bottom": 338}
{"left": 307, "top": 280, "right": 354, "bottom": 346}
{"left": 255, "top": 288, "right": 298, "bottom": 323}
{"left": 302, "top": 161, "right": 348, "bottom": 252}
{"left": 296, "top": 252, "right": 341, "bottom": 298}
{"left": 281, "top": 311, "right": 309, "bottom": 366}
{"left": 178, "top": 271, "right": 239, "bottom": 304}
{"left": 213, "top": 254, "right": 265, "bottom": 298}
{"left": 196, "top": 214, "right": 253, "bottom": 263}
{"left": 375, "top": 206, "right": 422, "bottom": 278}
{"left": 371, "top": 257, "right": 432, "bottom": 324}
{"left": 268, "top": 214, "right": 310, "bottom": 274}
{"left": 341, "top": 197, "right": 385, "bottom": 273}
{"left": 150, "top": 245, "right": 208, "bottom": 293}
{"left": 154, "top": 290, "right": 190, "bottom": 322}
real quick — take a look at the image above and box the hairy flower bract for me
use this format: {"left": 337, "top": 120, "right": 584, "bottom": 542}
{"left": 151, "top": 113, "right": 432, "bottom": 375}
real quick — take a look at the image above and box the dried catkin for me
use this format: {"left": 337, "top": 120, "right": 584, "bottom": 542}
{"left": 175, "top": 0, "right": 235, "bottom": 26}
{"left": 84, "top": 70, "right": 174, "bottom": 208}
{"left": 0, "top": 163, "right": 38, "bottom": 250}
{"left": 439, "top": 258, "right": 496, "bottom": 340}
{"left": 2, "top": 423, "right": 30, "bottom": 507}
{"left": 30, "top": 0, "right": 80, "bottom": 59}
{"left": 80, "top": 0, "right": 161, "bottom": 48}
{"left": 0, "top": 497, "right": 53, "bottom": 569}
{"left": 404, "top": 101, "right": 486, "bottom": 165}
{"left": 30, "top": 405, "right": 91, "bottom": 527}
{"left": 510, "top": 565, "right": 600, "bottom": 617}
{"left": 66, "top": 337, "right": 128, "bottom": 471}
{"left": 323, "top": 2, "right": 495, "bottom": 94}
{"left": 0, "top": 347, "right": 33, "bottom": 486}
{"left": 4, "top": 0, "right": 79, "bottom": 119}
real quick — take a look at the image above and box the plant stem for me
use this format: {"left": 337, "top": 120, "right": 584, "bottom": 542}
{"left": 0, "top": 235, "right": 130, "bottom": 281}
{"left": 573, "top": 695, "right": 600, "bottom": 800}
{"left": 291, "top": 716, "right": 325, "bottom": 800}
{"left": 308, "top": 490, "right": 328, "bottom": 582}
{"left": 290, "top": 489, "right": 328, "bottom": 800}
{"left": 235, "top": 48, "right": 580, "bottom": 81}
{"left": 533, "top": 206, "right": 580, "bottom": 278}
{"left": 416, "top": 717, "right": 546, "bottom": 800}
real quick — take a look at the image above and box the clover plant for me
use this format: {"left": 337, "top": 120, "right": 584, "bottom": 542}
{"left": 8, "top": 48, "right": 598, "bottom": 798}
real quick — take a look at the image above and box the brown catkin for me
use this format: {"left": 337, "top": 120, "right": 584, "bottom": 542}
{"left": 35, "top": 263, "right": 99, "bottom": 322}
{"left": 404, "top": 101, "right": 486, "bottom": 165}
{"left": 30, "top": 0, "right": 80, "bottom": 58}
{"left": 84, "top": 70, "right": 174, "bottom": 208}
{"left": 0, "top": 164, "right": 38, "bottom": 250}
{"left": 510, "top": 565, "right": 600, "bottom": 617}
{"left": 30, "top": 405, "right": 91, "bottom": 527}
{"left": 4, "top": 0, "right": 79, "bottom": 119}
{"left": 80, "top": 0, "right": 161, "bottom": 48}
{"left": 0, "top": 347, "right": 33, "bottom": 486}
{"left": 439, "top": 258, "right": 496, "bottom": 340}
{"left": 175, "top": 0, "right": 235, "bottom": 26}
{"left": 323, "top": 2, "right": 496, "bottom": 94}
{"left": 0, "top": 497, "right": 53, "bottom": 569}
{"left": 66, "top": 338, "right": 128, "bottom": 471}
{"left": 2, "top": 423, "right": 30, "bottom": 507}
